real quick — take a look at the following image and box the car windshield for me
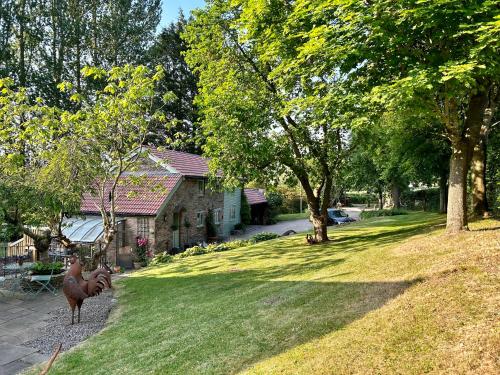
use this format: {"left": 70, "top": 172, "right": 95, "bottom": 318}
{"left": 329, "top": 210, "right": 347, "bottom": 218}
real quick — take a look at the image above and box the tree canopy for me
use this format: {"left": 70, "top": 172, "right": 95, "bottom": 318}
{"left": 184, "top": 0, "right": 358, "bottom": 241}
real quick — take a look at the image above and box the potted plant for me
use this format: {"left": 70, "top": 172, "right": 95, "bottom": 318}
{"left": 133, "top": 237, "right": 148, "bottom": 269}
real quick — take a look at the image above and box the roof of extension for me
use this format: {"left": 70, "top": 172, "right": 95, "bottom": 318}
{"left": 148, "top": 148, "right": 211, "bottom": 178}
{"left": 81, "top": 174, "right": 182, "bottom": 216}
{"left": 244, "top": 188, "right": 268, "bottom": 205}
{"left": 61, "top": 217, "right": 106, "bottom": 243}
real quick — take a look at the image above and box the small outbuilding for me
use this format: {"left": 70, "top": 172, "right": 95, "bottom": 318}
{"left": 244, "top": 188, "right": 269, "bottom": 225}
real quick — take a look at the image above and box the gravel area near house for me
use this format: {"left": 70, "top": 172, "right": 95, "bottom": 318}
{"left": 24, "top": 290, "right": 116, "bottom": 354}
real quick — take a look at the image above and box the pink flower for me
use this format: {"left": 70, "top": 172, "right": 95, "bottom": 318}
{"left": 137, "top": 237, "right": 149, "bottom": 247}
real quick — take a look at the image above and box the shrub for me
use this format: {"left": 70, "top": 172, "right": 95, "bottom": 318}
{"left": 347, "top": 193, "right": 378, "bottom": 205}
{"left": 240, "top": 190, "right": 252, "bottom": 225}
{"left": 224, "top": 239, "right": 252, "bottom": 249}
{"left": 149, "top": 234, "right": 276, "bottom": 265}
{"left": 265, "top": 216, "right": 278, "bottom": 225}
{"left": 179, "top": 246, "right": 208, "bottom": 258}
{"left": 30, "top": 261, "right": 64, "bottom": 275}
{"left": 150, "top": 252, "right": 173, "bottom": 265}
{"left": 401, "top": 188, "right": 440, "bottom": 211}
{"left": 233, "top": 222, "right": 245, "bottom": 231}
{"left": 251, "top": 232, "right": 279, "bottom": 242}
{"left": 360, "top": 209, "right": 408, "bottom": 219}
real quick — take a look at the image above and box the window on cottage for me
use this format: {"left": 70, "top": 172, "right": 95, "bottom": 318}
{"left": 229, "top": 205, "right": 236, "bottom": 220}
{"left": 213, "top": 208, "right": 222, "bottom": 225}
{"left": 137, "top": 217, "right": 149, "bottom": 238}
{"left": 197, "top": 180, "right": 205, "bottom": 196}
{"left": 196, "top": 211, "right": 205, "bottom": 227}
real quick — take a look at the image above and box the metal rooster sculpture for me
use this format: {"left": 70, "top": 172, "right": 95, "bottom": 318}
{"left": 63, "top": 255, "right": 112, "bottom": 325}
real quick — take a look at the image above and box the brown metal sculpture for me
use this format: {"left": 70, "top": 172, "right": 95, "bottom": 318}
{"left": 63, "top": 255, "right": 112, "bottom": 325}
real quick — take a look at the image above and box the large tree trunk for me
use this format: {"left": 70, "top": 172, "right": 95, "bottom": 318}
{"left": 377, "top": 187, "right": 383, "bottom": 210}
{"left": 20, "top": 227, "right": 52, "bottom": 263}
{"left": 309, "top": 208, "right": 328, "bottom": 242}
{"left": 439, "top": 174, "right": 448, "bottom": 214}
{"left": 302, "top": 173, "right": 332, "bottom": 243}
{"left": 391, "top": 182, "right": 401, "bottom": 209}
{"left": 445, "top": 91, "right": 489, "bottom": 233}
{"left": 471, "top": 137, "right": 488, "bottom": 217}
{"left": 446, "top": 142, "right": 469, "bottom": 232}
{"left": 308, "top": 195, "right": 329, "bottom": 242}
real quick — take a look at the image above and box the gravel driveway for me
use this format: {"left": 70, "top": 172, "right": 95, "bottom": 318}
{"left": 230, "top": 208, "right": 362, "bottom": 240}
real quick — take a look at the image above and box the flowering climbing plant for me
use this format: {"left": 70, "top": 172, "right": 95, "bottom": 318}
{"left": 134, "top": 237, "right": 149, "bottom": 264}
{"left": 137, "top": 237, "right": 148, "bottom": 248}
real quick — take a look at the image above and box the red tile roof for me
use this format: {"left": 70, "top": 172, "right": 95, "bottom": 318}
{"left": 81, "top": 174, "right": 182, "bottom": 216}
{"left": 244, "top": 188, "right": 267, "bottom": 205}
{"left": 149, "top": 148, "right": 211, "bottom": 177}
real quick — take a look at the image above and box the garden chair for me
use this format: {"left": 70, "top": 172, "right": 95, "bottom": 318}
{"left": 27, "top": 268, "right": 57, "bottom": 296}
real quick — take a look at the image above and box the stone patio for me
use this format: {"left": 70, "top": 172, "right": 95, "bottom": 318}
{"left": 0, "top": 292, "right": 66, "bottom": 375}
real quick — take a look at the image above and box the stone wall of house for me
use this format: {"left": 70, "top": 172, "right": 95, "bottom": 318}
{"left": 103, "top": 178, "right": 224, "bottom": 265}
{"left": 155, "top": 178, "right": 224, "bottom": 252}
{"left": 105, "top": 216, "right": 156, "bottom": 267}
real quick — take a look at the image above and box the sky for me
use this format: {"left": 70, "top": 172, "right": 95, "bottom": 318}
{"left": 160, "top": 0, "right": 206, "bottom": 27}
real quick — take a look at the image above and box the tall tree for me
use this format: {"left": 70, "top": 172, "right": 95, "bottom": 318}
{"left": 0, "top": 0, "right": 162, "bottom": 106}
{"left": 0, "top": 78, "right": 85, "bottom": 262}
{"left": 184, "top": 1, "right": 354, "bottom": 242}
{"left": 471, "top": 86, "right": 499, "bottom": 217}
{"left": 98, "top": 0, "right": 161, "bottom": 68}
{"left": 148, "top": 12, "right": 200, "bottom": 153}
{"left": 310, "top": 0, "right": 500, "bottom": 233}
{"left": 61, "top": 65, "right": 166, "bottom": 268}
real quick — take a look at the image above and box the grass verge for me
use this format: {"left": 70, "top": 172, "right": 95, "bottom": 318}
{"left": 40, "top": 212, "right": 499, "bottom": 374}
{"left": 275, "top": 211, "right": 309, "bottom": 221}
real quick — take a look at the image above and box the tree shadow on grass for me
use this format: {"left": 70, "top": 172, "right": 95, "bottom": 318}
{"left": 111, "top": 270, "right": 422, "bottom": 375}
{"left": 166, "top": 216, "right": 444, "bottom": 283}
{"left": 221, "top": 216, "right": 443, "bottom": 268}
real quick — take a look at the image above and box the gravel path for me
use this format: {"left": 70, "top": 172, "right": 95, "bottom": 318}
{"left": 24, "top": 290, "right": 116, "bottom": 354}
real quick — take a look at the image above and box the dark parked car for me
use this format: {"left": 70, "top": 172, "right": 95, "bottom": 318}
{"left": 327, "top": 209, "right": 356, "bottom": 226}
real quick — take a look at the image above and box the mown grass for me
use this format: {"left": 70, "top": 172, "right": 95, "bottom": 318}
{"left": 275, "top": 211, "right": 309, "bottom": 221}
{"left": 41, "top": 212, "right": 499, "bottom": 374}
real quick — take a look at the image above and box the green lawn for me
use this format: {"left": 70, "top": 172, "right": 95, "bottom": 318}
{"left": 44, "top": 212, "right": 499, "bottom": 374}
{"left": 275, "top": 211, "right": 309, "bottom": 221}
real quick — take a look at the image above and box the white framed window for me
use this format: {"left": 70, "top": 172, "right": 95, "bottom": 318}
{"left": 229, "top": 205, "right": 236, "bottom": 220}
{"left": 196, "top": 211, "right": 205, "bottom": 227}
{"left": 137, "top": 217, "right": 149, "bottom": 238}
{"left": 213, "top": 208, "right": 222, "bottom": 225}
{"left": 197, "top": 180, "right": 205, "bottom": 196}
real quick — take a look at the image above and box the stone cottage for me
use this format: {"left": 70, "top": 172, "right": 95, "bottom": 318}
{"left": 78, "top": 148, "right": 241, "bottom": 267}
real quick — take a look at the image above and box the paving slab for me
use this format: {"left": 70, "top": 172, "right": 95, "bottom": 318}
{"left": 0, "top": 292, "right": 66, "bottom": 374}
{"left": 0, "top": 343, "right": 37, "bottom": 366}
{"left": 0, "top": 359, "right": 31, "bottom": 375}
